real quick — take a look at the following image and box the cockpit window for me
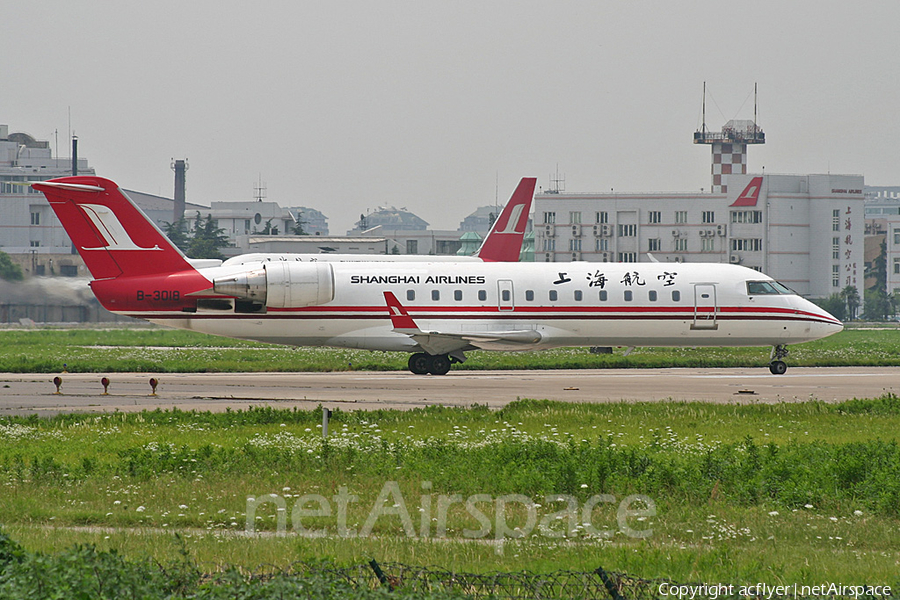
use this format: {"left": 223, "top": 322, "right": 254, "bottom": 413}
{"left": 747, "top": 280, "right": 795, "bottom": 295}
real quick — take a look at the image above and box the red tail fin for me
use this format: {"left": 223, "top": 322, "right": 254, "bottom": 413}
{"left": 473, "top": 177, "right": 536, "bottom": 262}
{"left": 33, "top": 176, "right": 194, "bottom": 280}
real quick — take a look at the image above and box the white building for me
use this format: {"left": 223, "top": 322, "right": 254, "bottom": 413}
{"left": 534, "top": 172, "right": 864, "bottom": 298}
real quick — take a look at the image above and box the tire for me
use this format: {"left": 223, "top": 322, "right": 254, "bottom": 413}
{"left": 427, "top": 354, "right": 452, "bottom": 376}
{"left": 408, "top": 353, "right": 430, "bottom": 375}
{"left": 769, "top": 360, "right": 787, "bottom": 375}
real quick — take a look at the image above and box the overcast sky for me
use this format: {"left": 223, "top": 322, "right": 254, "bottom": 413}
{"left": 4, "top": 1, "right": 897, "bottom": 233}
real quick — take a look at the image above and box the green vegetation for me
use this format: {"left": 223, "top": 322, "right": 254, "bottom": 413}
{"left": 1, "top": 400, "right": 899, "bottom": 585}
{"left": 163, "top": 213, "right": 231, "bottom": 260}
{"left": 0, "top": 327, "right": 899, "bottom": 373}
{"left": 0, "top": 251, "right": 23, "bottom": 282}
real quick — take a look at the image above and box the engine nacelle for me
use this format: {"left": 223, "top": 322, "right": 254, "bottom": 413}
{"left": 213, "top": 262, "right": 334, "bottom": 308}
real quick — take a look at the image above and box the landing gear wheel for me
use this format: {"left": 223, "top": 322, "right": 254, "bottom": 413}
{"left": 426, "top": 354, "right": 452, "bottom": 376}
{"left": 769, "top": 360, "right": 788, "bottom": 375}
{"left": 408, "top": 353, "right": 430, "bottom": 375}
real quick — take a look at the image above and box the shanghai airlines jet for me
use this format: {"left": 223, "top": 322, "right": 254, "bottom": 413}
{"left": 33, "top": 176, "right": 843, "bottom": 376}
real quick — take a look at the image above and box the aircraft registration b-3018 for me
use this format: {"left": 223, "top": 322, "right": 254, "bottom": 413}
{"left": 34, "top": 176, "right": 843, "bottom": 376}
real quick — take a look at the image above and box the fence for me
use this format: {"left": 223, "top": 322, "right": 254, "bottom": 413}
{"left": 202, "top": 561, "right": 894, "bottom": 600}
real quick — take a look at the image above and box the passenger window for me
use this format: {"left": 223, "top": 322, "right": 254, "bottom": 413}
{"left": 599, "top": 290, "right": 608, "bottom": 301}
{"left": 454, "top": 290, "right": 462, "bottom": 301}
{"left": 649, "top": 290, "right": 657, "bottom": 302}
{"left": 624, "top": 290, "right": 633, "bottom": 302}
{"left": 501, "top": 290, "right": 511, "bottom": 302}
{"left": 478, "top": 290, "right": 487, "bottom": 302}
{"left": 407, "top": 290, "right": 415, "bottom": 301}
{"left": 549, "top": 290, "right": 558, "bottom": 301}
{"left": 432, "top": 290, "right": 440, "bottom": 301}
{"left": 672, "top": 290, "right": 681, "bottom": 302}
{"left": 525, "top": 290, "right": 534, "bottom": 301}
{"left": 574, "top": 290, "right": 583, "bottom": 301}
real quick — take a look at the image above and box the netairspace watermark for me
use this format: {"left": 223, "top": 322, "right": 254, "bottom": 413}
{"left": 245, "top": 481, "right": 655, "bottom": 546}
{"left": 658, "top": 583, "right": 893, "bottom": 600}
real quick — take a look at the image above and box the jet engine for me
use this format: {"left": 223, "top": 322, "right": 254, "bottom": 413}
{"left": 212, "top": 262, "right": 334, "bottom": 308}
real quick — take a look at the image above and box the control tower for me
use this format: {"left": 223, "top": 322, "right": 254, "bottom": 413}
{"left": 693, "top": 84, "right": 765, "bottom": 193}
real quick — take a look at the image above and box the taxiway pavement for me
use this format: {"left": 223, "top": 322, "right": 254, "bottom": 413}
{"left": 0, "top": 367, "right": 896, "bottom": 415}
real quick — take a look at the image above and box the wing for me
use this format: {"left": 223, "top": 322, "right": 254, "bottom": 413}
{"left": 383, "top": 291, "right": 542, "bottom": 355}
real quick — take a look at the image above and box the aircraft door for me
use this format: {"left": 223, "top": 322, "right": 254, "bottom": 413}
{"left": 692, "top": 284, "right": 718, "bottom": 330}
{"left": 498, "top": 279, "right": 514, "bottom": 311}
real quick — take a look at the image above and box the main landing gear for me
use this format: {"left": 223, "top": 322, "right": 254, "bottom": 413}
{"left": 769, "top": 344, "right": 789, "bottom": 375}
{"left": 407, "top": 353, "right": 453, "bottom": 375}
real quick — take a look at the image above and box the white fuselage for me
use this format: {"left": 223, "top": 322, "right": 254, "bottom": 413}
{"left": 129, "top": 261, "right": 843, "bottom": 353}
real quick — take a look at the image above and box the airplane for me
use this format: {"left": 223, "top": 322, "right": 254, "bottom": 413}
{"left": 33, "top": 176, "right": 843, "bottom": 376}
{"left": 190, "top": 176, "right": 536, "bottom": 268}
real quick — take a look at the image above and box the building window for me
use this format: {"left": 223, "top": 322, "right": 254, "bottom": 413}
{"left": 701, "top": 238, "right": 715, "bottom": 252}
{"left": 569, "top": 211, "right": 582, "bottom": 224}
{"left": 894, "top": 229, "right": 900, "bottom": 245}
{"left": 596, "top": 211, "right": 608, "bottom": 224}
{"left": 543, "top": 212, "right": 556, "bottom": 225}
{"left": 833, "top": 209, "right": 840, "bottom": 232}
{"left": 833, "top": 237, "right": 840, "bottom": 260}
{"left": 617, "top": 252, "right": 637, "bottom": 262}
{"left": 30, "top": 240, "right": 40, "bottom": 247}
{"left": 674, "top": 239, "right": 688, "bottom": 252}
{"left": 731, "top": 238, "right": 762, "bottom": 252}
{"left": 833, "top": 264, "right": 840, "bottom": 287}
{"left": 894, "top": 259, "right": 900, "bottom": 275}
{"left": 648, "top": 211, "right": 661, "bottom": 224}
{"left": 648, "top": 238, "right": 660, "bottom": 252}
{"left": 569, "top": 239, "right": 582, "bottom": 252}
{"left": 731, "top": 211, "right": 762, "bottom": 224}
{"left": 618, "top": 224, "right": 636, "bottom": 237}
{"left": 675, "top": 211, "right": 688, "bottom": 224}
{"left": 30, "top": 212, "right": 40, "bottom": 226}
{"left": 596, "top": 238, "right": 609, "bottom": 252}
{"left": 407, "top": 240, "right": 418, "bottom": 254}
{"left": 702, "top": 211, "right": 715, "bottom": 224}
{"left": 542, "top": 238, "right": 556, "bottom": 252}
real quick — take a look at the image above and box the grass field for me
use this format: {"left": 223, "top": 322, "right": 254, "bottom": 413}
{"left": 0, "top": 325, "right": 898, "bottom": 373}
{"left": 1, "top": 399, "right": 899, "bottom": 587}
{"left": 1, "top": 326, "right": 898, "bottom": 592}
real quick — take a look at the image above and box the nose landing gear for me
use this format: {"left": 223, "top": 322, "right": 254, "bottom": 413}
{"left": 769, "top": 344, "right": 789, "bottom": 375}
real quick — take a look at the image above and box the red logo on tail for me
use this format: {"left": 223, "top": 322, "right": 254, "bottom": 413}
{"left": 729, "top": 177, "right": 764, "bottom": 207}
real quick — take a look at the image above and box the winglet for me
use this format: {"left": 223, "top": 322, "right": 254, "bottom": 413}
{"left": 384, "top": 291, "right": 419, "bottom": 330}
{"left": 473, "top": 177, "right": 536, "bottom": 262}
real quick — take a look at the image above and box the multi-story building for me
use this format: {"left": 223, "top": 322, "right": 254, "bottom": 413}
{"left": 534, "top": 172, "right": 864, "bottom": 298}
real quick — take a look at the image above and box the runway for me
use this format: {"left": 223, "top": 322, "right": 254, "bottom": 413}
{"left": 0, "top": 367, "right": 897, "bottom": 415}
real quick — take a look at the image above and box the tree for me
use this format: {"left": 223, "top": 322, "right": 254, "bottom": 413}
{"left": 162, "top": 218, "right": 191, "bottom": 254}
{"left": 0, "top": 251, "right": 23, "bottom": 281}
{"left": 864, "top": 288, "right": 896, "bottom": 321}
{"left": 187, "top": 213, "right": 230, "bottom": 260}
{"left": 812, "top": 294, "right": 846, "bottom": 322}
{"left": 840, "top": 285, "right": 861, "bottom": 321}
